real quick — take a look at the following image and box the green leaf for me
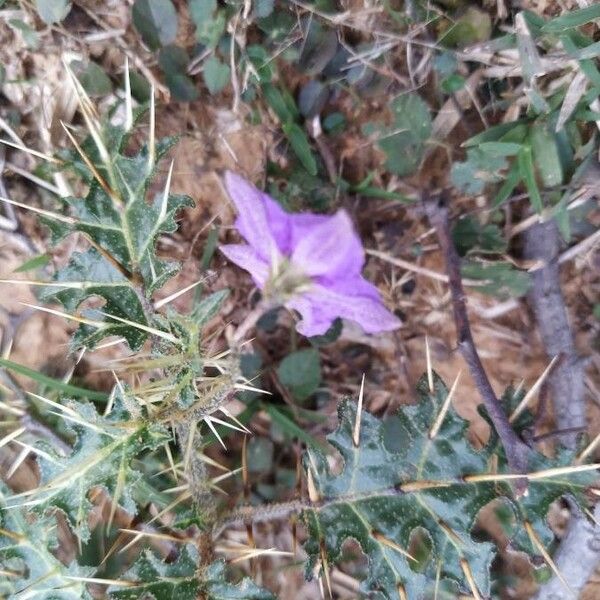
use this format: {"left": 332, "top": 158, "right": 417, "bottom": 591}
{"left": 452, "top": 216, "right": 507, "bottom": 257}
{"left": 13, "top": 253, "right": 51, "bottom": 272}
{"left": 255, "top": 0, "right": 275, "bottom": 18}
{"left": 73, "top": 60, "right": 113, "bottom": 97}
{"left": 530, "top": 122, "right": 564, "bottom": 187}
{"left": 461, "top": 260, "right": 531, "bottom": 298}
{"left": 282, "top": 122, "right": 318, "bottom": 176}
{"left": 9, "top": 19, "right": 40, "bottom": 50}
{"left": 191, "top": 289, "right": 229, "bottom": 327}
{"left": 132, "top": 0, "right": 178, "bottom": 50}
{"left": 0, "top": 356, "right": 108, "bottom": 401}
{"left": 542, "top": 4, "right": 600, "bottom": 32}
{"left": 277, "top": 348, "right": 321, "bottom": 402}
{"left": 159, "top": 45, "right": 198, "bottom": 101}
{"left": 109, "top": 548, "right": 274, "bottom": 599}
{"left": 302, "top": 373, "right": 596, "bottom": 597}
{"left": 439, "top": 7, "right": 492, "bottom": 47}
{"left": 203, "top": 55, "right": 231, "bottom": 94}
{"left": 265, "top": 404, "right": 322, "bottom": 449}
{"left": 200, "top": 560, "right": 276, "bottom": 599}
{"left": 368, "top": 94, "right": 432, "bottom": 177}
{"left": 189, "top": 0, "right": 225, "bottom": 47}
{"left": 109, "top": 545, "right": 200, "bottom": 599}
{"left": 19, "top": 392, "right": 169, "bottom": 541}
{"left": 55, "top": 129, "right": 193, "bottom": 348}
{"left": 35, "top": 0, "right": 71, "bottom": 24}
{"left": 262, "top": 83, "right": 296, "bottom": 122}
{"left": 298, "top": 18, "right": 338, "bottom": 75}
{"left": 517, "top": 145, "right": 543, "bottom": 213}
{"left": 0, "top": 487, "right": 93, "bottom": 599}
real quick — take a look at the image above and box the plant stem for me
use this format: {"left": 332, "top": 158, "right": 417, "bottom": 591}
{"left": 424, "top": 194, "right": 531, "bottom": 475}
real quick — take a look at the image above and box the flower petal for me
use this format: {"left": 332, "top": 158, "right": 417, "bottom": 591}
{"left": 290, "top": 210, "right": 365, "bottom": 279}
{"left": 287, "top": 281, "right": 401, "bottom": 336}
{"left": 219, "top": 244, "right": 270, "bottom": 287}
{"left": 224, "top": 171, "right": 284, "bottom": 260}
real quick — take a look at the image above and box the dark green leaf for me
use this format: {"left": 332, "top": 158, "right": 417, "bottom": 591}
{"left": 282, "top": 122, "right": 318, "bottom": 176}
{"left": 27, "top": 392, "right": 169, "bottom": 541}
{"left": 35, "top": 0, "right": 71, "bottom": 24}
{"left": 132, "top": 0, "right": 178, "bottom": 50}
{"left": 73, "top": 60, "right": 113, "bottom": 97}
{"left": 277, "top": 348, "right": 321, "bottom": 402}
{"left": 13, "top": 253, "right": 51, "bottom": 272}
{"left": 518, "top": 145, "right": 543, "bottom": 212}
{"left": 0, "top": 487, "right": 93, "bottom": 599}
{"left": 542, "top": 4, "right": 600, "bottom": 32}
{"left": 368, "top": 94, "right": 432, "bottom": 177}
{"left": 9, "top": 19, "right": 40, "bottom": 50}
{"left": 298, "top": 19, "right": 338, "bottom": 75}
{"left": 203, "top": 55, "right": 231, "bottom": 94}
{"left": 530, "top": 122, "right": 563, "bottom": 187}
{"left": 0, "top": 357, "right": 108, "bottom": 401}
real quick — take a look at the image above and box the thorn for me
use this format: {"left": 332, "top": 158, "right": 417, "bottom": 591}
{"left": 148, "top": 85, "right": 156, "bottom": 171}
{"left": 205, "top": 414, "right": 247, "bottom": 434}
{"left": 220, "top": 407, "right": 251, "bottom": 434}
{"left": 400, "top": 480, "right": 452, "bottom": 492}
{"left": 228, "top": 547, "right": 293, "bottom": 563}
{"left": 204, "top": 416, "right": 227, "bottom": 450}
{"left": 577, "top": 431, "right": 600, "bottom": 464}
{"left": 0, "top": 195, "right": 74, "bottom": 224}
{"left": 124, "top": 57, "right": 133, "bottom": 131}
{"left": 159, "top": 160, "right": 174, "bottom": 224}
{"left": 64, "top": 576, "right": 136, "bottom": 587}
{"left": 5, "top": 446, "right": 29, "bottom": 480}
{"left": 429, "top": 371, "right": 461, "bottom": 439}
{"left": 509, "top": 355, "right": 559, "bottom": 422}
{"left": 154, "top": 278, "right": 206, "bottom": 310}
{"left": 306, "top": 453, "right": 320, "bottom": 503}
{"left": 527, "top": 463, "right": 600, "bottom": 480}
{"left": 372, "top": 530, "right": 417, "bottom": 562}
{"left": 60, "top": 122, "right": 121, "bottom": 206}
{"left": 425, "top": 334, "right": 434, "bottom": 393}
{"left": 26, "top": 391, "right": 80, "bottom": 418}
{"left": 524, "top": 521, "right": 574, "bottom": 597}
{"left": 233, "top": 382, "right": 272, "bottom": 395}
{"left": 164, "top": 443, "right": 178, "bottom": 482}
{"left": 352, "top": 373, "right": 365, "bottom": 447}
{"left": 20, "top": 302, "right": 105, "bottom": 329}
{"left": 320, "top": 540, "right": 333, "bottom": 600}
{"left": 0, "top": 138, "right": 60, "bottom": 162}
{"left": 460, "top": 558, "right": 482, "bottom": 600}
{"left": 0, "top": 426, "right": 25, "bottom": 449}
{"left": 99, "top": 311, "right": 180, "bottom": 344}
{"left": 398, "top": 583, "right": 408, "bottom": 600}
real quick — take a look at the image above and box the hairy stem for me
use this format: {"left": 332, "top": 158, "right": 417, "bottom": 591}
{"left": 424, "top": 194, "right": 531, "bottom": 475}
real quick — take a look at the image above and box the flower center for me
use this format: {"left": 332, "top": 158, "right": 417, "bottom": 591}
{"left": 263, "top": 257, "right": 311, "bottom": 302}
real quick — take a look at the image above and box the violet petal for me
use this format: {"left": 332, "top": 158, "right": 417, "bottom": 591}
{"left": 224, "top": 171, "right": 280, "bottom": 260}
{"left": 288, "top": 282, "right": 401, "bottom": 336}
{"left": 219, "top": 244, "right": 270, "bottom": 287}
{"left": 290, "top": 210, "right": 365, "bottom": 279}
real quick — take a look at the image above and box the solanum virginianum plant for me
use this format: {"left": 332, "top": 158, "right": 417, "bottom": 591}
{"left": 0, "top": 66, "right": 598, "bottom": 600}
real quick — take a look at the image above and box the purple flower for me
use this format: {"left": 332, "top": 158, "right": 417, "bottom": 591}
{"left": 220, "top": 172, "right": 401, "bottom": 337}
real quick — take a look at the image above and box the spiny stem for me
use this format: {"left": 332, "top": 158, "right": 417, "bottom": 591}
{"left": 423, "top": 193, "right": 531, "bottom": 476}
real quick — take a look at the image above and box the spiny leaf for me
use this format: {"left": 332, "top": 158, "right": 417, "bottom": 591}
{"left": 51, "top": 125, "right": 193, "bottom": 348}
{"left": 11, "top": 391, "right": 169, "bottom": 542}
{"left": 302, "top": 372, "right": 597, "bottom": 598}
{"left": 108, "top": 546, "right": 275, "bottom": 599}
{"left": 0, "top": 485, "right": 93, "bottom": 599}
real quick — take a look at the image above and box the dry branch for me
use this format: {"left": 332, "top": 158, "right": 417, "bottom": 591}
{"left": 525, "top": 220, "right": 599, "bottom": 599}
